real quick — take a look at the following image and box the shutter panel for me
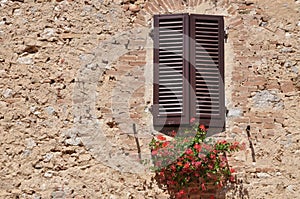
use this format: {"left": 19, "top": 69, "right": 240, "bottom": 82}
{"left": 153, "top": 14, "right": 190, "bottom": 126}
{"left": 190, "top": 14, "right": 225, "bottom": 133}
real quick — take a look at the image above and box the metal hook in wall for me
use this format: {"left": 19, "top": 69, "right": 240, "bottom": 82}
{"left": 246, "top": 125, "right": 256, "bottom": 162}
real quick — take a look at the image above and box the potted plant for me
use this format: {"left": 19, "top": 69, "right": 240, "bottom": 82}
{"left": 149, "top": 119, "right": 244, "bottom": 199}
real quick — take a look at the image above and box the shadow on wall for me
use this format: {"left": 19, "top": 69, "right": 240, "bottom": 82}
{"left": 227, "top": 179, "right": 250, "bottom": 199}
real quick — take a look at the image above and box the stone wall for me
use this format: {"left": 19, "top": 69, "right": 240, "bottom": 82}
{"left": 0, "top": 0, "right": 299, "bottom": 198}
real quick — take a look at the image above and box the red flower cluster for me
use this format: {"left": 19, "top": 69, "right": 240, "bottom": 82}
{"left": 157, "top": 135, "right": 166, "bottom": 141}
{"left": 149, "top": 121, "right": 243, "bottom": 199}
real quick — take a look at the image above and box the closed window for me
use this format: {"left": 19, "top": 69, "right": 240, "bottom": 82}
{"left": 153, "top": 14, "right": 225, "bottom": 133}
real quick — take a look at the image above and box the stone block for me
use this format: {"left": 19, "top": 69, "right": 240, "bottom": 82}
{"left": 263, "top": 122, "right": 275, "bottom": 129}
{"left": 266, "top": 80, "right": 280, "bottom": 90}
{"left": 280, "top": 80, "right": 294, "bottom": 93}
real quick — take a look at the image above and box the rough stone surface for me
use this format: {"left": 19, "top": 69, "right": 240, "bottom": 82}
{"left": 252, "top": 90, "right": 283, "bottom": 109}
{"left": 0, "top": 0, "right": 299, "bottom": 198}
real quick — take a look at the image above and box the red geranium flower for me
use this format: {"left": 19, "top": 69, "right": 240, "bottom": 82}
{"left": 220, "top": 161, "right": 226, "bottom": 168}
{"left": 185, "top": 148, "right": 193, "bottom": 155}
{"left": 151, "top": 150, "right": 158, "bottom": 156}
{"left": 218, "top": 180, "right": 223, "bottom": 188}
{"left": 190, "top": 117, "right": 196, "bottom": 123}
{"left": 183, "top": 163, "right": 190, "bottom": 169}
{"left": 194, "top": 161, "right": 202, "bottom": 167}
{"left": 229, "top": 175, "right": 235, "bottom": 182}
{"left": 207, "top": 172, "right": 212, "bottom": 179}
{"left": 158, "top": 171, "right": 164, "bottom": 177}
{"left": 170, "top": 165, "right": 176, "bottom": 171}
{"left": 198, "top": 153, "right": 205, "bottom": 159}
{"left": 230, "top": 168, "right": 235, "bottom": 173}
{"left": 210, "top": 153, "right": 216, "bottom": 159}
{"left": 157, "top": 135, "right": 166, "bottom": 141}
{"left": 176, "top": 189, "right": 186, "bottom": 198}
{"left": 167, "top": 180, "right": 175, "bottom": 185}
{"left": 194, "top": 143, "right": 202, "bottom": 152}
{"left": 162, "top": 141, "right": 170, "bottom": 147}
{"left": 170, "top": 130, "right": 177, "bottom": 137}
{"left": 218, "top": 140, "right": 227, "bottom": 144}
{"left": 199, "top": 124, "right": 206, "bottom": 131}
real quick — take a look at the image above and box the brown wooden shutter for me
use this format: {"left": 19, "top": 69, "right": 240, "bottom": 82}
{"left": 189, "top": 14, "right": 225, "bottom": 133}
{"left": 153, "top": 14, "right": 190, "bottom": 126}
